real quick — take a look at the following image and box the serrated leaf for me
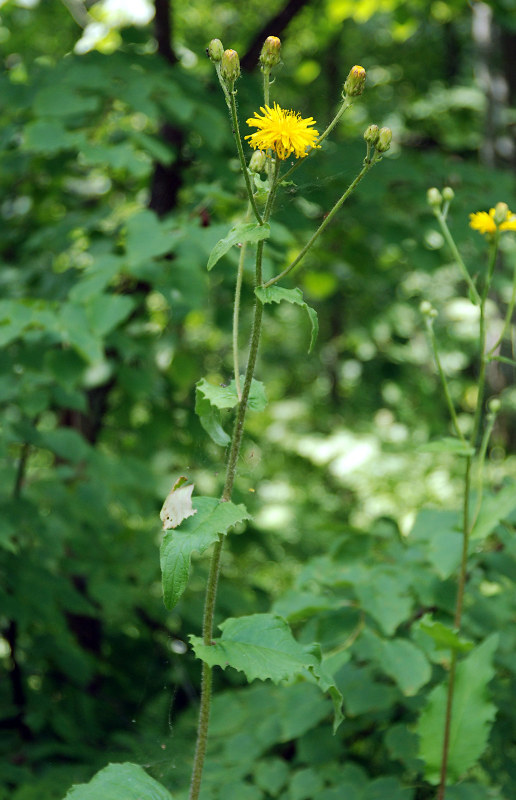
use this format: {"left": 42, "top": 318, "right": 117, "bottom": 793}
{"left": 416, "top": 634, "right": 499, "bottom": 783}
{"left": 190, "top": 613, "right": 316, "bottom": 683}
{"left": 63, "top": 762, "right": 174, "bottom": 799}
{"left": 160, "top": 497, "right": 250, "bottom": 609}
{"left": 308, "top": 658, "right": 344, "bottom": 733}
{"left": 417, "top": 438, "right": 475, "bottom": 457}
{"left": 470, "top": 483, "right": 516, "bottom": 541}
{"left": 207, "top": 222, "right": 271, "bottom": 271}
{"left": 196, "top": 377, "right": 267, "bottom": 412}
{"left": 255, "top": 286, "right": 319, "bottom": 353}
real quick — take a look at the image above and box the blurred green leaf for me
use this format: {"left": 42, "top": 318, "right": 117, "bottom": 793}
{"left": 417, "top": 634, "right": 499, "bottom": 783}
{"left": 63, "top": 762, "right": 173, "bottom": 800}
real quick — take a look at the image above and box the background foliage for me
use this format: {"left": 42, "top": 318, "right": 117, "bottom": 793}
{"left": 1, "top": 0, "right": 516, "bottom": 798}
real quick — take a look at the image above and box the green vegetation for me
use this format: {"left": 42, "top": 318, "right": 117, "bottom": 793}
{"left": 1, "top": 2, "right": 516, "bottom": 800}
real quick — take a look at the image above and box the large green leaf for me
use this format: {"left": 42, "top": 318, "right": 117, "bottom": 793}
{"left": 207, "top": 222, "right": 271, "bottom": 271}
{"left": 160, "top": 497, "right": 250, "bottom": 609}
{"left": 63, "top": 762, "right": 173, "bottom": 799}
{"left": 190, "top": 613, "right": 343, "bottom": 731}
{"left": 416, "top": 634, "right": 499, "bottom": 783}
{"left": 255, "top": 286, "right": 319, "bottom": 353}
{"left": 190, "top": 613, "right": 316, "bottom": 683}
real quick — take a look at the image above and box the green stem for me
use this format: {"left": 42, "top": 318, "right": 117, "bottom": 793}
{"left": 228, "top": 90, "right": 263, "bottom": 225}
{"left": 487, "top": 245, "right": 514, "bottom": 358}
{"left": 437, "top": 455, "right": 472, "bottom": 800}
{"left": 436, "top": 235, "right": 499, "bottom": 799}
{"left": 426, "top": 320, "right": 466, "bottom": 443}
{"left": 471, "top": 237, "right": 499, "bottom": 448}
{"left": 471, "top": 408, "right": 497, "bottom": 530}
{"left": 233, "top": 203, "right": 252, "bottom": 399}
{"left": 435, "top": 212, "right": 481, "bottom": 306}
{"left": 280, "top": 98, "right": 352, "bottom": 186}
{"left": 188, "top": 162, "right": 280, "bottom": 800}
{"left": 263, "top": 159, "right": 374, "bottom": 288}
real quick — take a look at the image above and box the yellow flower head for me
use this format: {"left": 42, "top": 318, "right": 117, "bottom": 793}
{"left": 469, "top": 205, "right": 516, "bottom": 236}
{"left": 245, "top": 103, "right": 320, "bottom": 160}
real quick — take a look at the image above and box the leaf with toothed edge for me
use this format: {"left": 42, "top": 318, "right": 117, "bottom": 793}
{"left": 160, "top": 497, "right": 250, "bottom": 609}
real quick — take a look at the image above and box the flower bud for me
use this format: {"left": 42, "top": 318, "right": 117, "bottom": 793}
{"left": 207, "top": 39, "right": 224, "bottom": 63}
{"left": 427, "top": 187, "right": 442, "bottom": 208}
{"left": 364, "top": 124, "right": 379, "bottom": 146}
{"left": 249, "top": 150, "right": 266, "bottom": 173}
{"left": 493, "top": 202, "right": 509, "bottom": 226}
{"left": 220, "top": 49, "right": 240, "bottom": 85}
{"left": 375, "top": 126, "right": 392, "bottom": 153}
{"left": 420, "top": 300, "right": 433, "bottom": 315}
{"left": 488, "top": 397, "right": 501, "bottom": 414}
{"left": 442, "top": 186, "right": 454, "bottom": 203}
{"left": 260, "top": 36, "right": 281, "bottom": 69}
{"left": 344, "top": 65, "right": 366, "bottom": 97}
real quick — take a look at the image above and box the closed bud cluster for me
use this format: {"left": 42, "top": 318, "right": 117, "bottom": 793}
{"left": 220, "top": 49, "right": 240, "bottom": 85}
{"left": 364, "top": 124, "right": 379, "bottom": 145}
{"left": 249, "top": 150, "right": 266, "bottom": 173}
{"left": 442, "top": 186, "right": 454, "bottom": 203}
{"left": 493, "top": 202, "right": 509, "bottom": 226}
{"left": 427, "top": 187, "right": 442, "bottom": 208}
{"left": 420, "top": 300, "right": 438, "bottom": 318}
{"left": 207, "top": 38, "right": 224, "bottom": 63}
{"left": 260, "top": 36, "right": 281, "bottom": 69}
{"left": 344, "top": 65, "right": 366, "bottom": 97}
{"left": 375, "top": 126, "right": 392, "bottom": 153}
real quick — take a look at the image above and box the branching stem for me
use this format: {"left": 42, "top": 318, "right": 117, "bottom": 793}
{"left": 188, "top": 161, "right": 279, "bottom": 800}
{"left": 263, "top": 159, "right": 374, "bottom": 288}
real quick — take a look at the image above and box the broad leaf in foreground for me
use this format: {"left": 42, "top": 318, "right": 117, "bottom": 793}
{"left": 416, "top": 634, "right": 498, "bottom": 783}
{"left": 190, "top": 613, "right": 344, "bottom": 731}
{"left": 207, "top": 222, "right": 271, "bottom": 271}
{"left": 255, "top": 286, "right": 319, "bottom": 353}
{"left": 160, "top": 497, "right": 250, "bottom": 609}
{"left": 64, "top": 762, "right": 173, "bottom": 800}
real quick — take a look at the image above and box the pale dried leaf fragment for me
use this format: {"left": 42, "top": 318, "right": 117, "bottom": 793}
{"left": 160, "top": 476, "right": 197, "bottom": 530}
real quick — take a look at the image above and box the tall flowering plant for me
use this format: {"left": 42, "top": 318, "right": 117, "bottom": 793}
{"left": 159, "top": 36, "right": 392, "bottom": 800}
{"left": 418, "top": 190, "right": 516, "bottom": 800}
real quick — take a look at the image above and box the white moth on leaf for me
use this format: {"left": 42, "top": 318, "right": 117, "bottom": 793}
{"left": 160, "top": 476, "right": 197, "bottom": 530}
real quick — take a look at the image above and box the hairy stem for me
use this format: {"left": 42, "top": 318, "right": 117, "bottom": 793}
{"left": 188, "top": 164, "right": 279, "bottom": 800}
{"left": 426, "top": 321, "right": 466, "bottom": 443}
{"left": 233, "top": 203, "right": 252, "bottom": 399}
{"left": 228, "top": 90, "right": 263, "bottom": 224}
{"left": 437, "top": 455, "right": 472, "bottom": 800}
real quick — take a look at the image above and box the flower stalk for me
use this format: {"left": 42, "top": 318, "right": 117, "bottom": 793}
{"left": 190, "top": 43, "right": 386, "bottom": 800}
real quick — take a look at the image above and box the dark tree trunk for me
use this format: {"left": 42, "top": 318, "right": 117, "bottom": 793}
{"left": 240, "top": 0, "right": 314, "bottom": 72}
{"left": 149, "top": 0, "right": 188, "bottom": 217}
